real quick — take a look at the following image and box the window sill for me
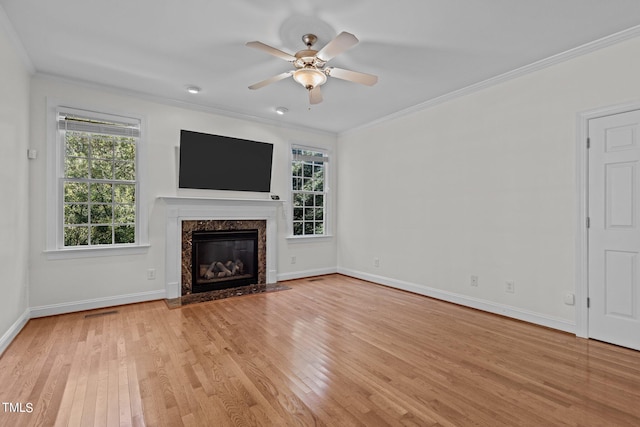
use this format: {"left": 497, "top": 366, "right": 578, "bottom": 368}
{"left": 44, "top": 243, "right": 150, "bottom": 260}
{"left": 286, "top": 234, "right": 333, "bottom": 243}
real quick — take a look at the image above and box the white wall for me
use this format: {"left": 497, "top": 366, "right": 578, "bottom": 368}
{"left": 337, "top": 36, "right": 640, "bottom": 329}
{"left": 28, "top": 76, "right": 337, "bottom": 312}
{"left": 0, "top": 21, "right": 31, "bottom": 350}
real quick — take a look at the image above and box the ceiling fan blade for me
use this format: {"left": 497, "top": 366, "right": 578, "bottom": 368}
{"left": 248, "top": 72, "right": 292, "bottom": 90}
{"left": 246, "top": 41, "right": 296, "bottom": 62}
{"left": 327, "top": 67, "right": 378, "bottom": 86}
{"left": 309, "top": 86, "right": 323, "bottom": 104}
{"left": 316, "top": 31, "right": 359, "bottom": 62}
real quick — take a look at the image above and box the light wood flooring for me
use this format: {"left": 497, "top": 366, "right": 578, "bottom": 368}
{"left": 1, "top": 274, "right": 639, "bottom": 426}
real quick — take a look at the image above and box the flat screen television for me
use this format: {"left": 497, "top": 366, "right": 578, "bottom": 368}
{"left": 178, "top": 130, "right": 274, "bottom": 192}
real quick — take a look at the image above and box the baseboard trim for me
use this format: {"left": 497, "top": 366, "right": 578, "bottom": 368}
{"left": 277, "top": 267, "right": 338, "bottom": 282}
{"left": 30, "top": 289, "right": 166, "bottom": 318}
{"left": 0, "top": 308, "right": 31, "bottom": 356}
{"left": 4, "top": 270, "right": 575, "bottom": 353}
{"left": 338, "top": 268, "right": 575, "bottom": 334}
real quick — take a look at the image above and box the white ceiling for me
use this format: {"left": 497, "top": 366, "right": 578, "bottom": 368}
{"left": 3, "top": 0, "right": 640, "bottom": 134}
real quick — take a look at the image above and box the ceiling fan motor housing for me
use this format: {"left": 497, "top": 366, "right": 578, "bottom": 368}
{"left": 294, "top": 50, "right": 326, "bottom": 68}
{"left": 293, "top": 36, "right": 327, "bottom": 90}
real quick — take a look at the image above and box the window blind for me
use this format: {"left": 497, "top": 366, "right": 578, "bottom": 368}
{"left": 292, "top": 151, "right": 329, "bottom": 163}
{"left": 57, "top": 112, "right": 140, "bottom": 138}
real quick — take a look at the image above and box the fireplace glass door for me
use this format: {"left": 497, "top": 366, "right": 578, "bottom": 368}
{"left": 191, "top": 229, "right": 258, "bottom": 293}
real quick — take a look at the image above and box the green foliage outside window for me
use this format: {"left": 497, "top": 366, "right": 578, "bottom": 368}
{"left": 63, "top": 131, "right": 136, "bottom": 246}
{"left": 292, "top": 148, "right": 326, "bottom": 236}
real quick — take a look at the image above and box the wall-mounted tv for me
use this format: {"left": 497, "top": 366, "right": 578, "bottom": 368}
{"left": 178, "top": 130, "right": 274, "bottom": 192}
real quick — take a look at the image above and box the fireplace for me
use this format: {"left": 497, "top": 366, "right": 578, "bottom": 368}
{"left": 160, "top": 197, "right": 281, "bottom": 300}
{"left": 180, "top": 219, "right": 267, "bottom": 297}
{"left": 191, "top": 229, "right": 258, "bottom": 293}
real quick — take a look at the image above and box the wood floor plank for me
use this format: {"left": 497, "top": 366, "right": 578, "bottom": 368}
{"left": 1, "top": 274, "right": 640, "bottom": 426}
{"left": 93, "top": 325, "right": 111, "bottom": 427}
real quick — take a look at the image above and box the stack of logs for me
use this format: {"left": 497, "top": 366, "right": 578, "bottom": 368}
{"left": 202, "top": 259, "right": 244, "bottom": 279}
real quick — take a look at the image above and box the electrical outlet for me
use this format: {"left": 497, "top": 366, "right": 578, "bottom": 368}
{"left": 563, "top": 292, "right": 575, "bottom": 305}
{"left": 505, "top": 281, "right": 515, "bottom": 293}
{"left": 471, "top": 275, "right": 478, "bottom": 287}
{"left": 291, "top": 256, "right": 296, "bottom": 264}
{"left": 374, "top": 258, "right": 380, "bottom": 268}
{"left": 147, "top": 268, "right": 156, "bottom": 280}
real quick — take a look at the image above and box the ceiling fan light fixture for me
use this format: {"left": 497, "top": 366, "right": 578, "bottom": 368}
{"left": 275, "top": 106, "right": 288, "bottom": 115}
{"left": 292, "top": 68, "right": 327, "bottom": 90}
{"left": 186, "top": 86, "right": 201, "bottom": 94}
{"left": 246, "top": 31, "right": 376, "bottom": 104}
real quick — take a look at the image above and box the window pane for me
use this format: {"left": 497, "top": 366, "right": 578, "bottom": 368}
{"left": 315, "top": 194, "right": 324, "bottom": 206}
{"left": 114, "top": 184, "right": 135, "bottom": 203}
{"left": 90, "top": 183, "right": 113, "bottom": 203}
{"left": 313, "top": 177, "right": 324, "bottom": 192}
{"left": 302, "top": 178, "right": 314, "bottom": 191}
{"left": 114, "top": 225, "right": 135, "bottom": 244}
{"left": 292, "top": 161, "right": 303, "bottom": 177}
{"left": 292, "top": 177, "right": 302, "bottom": 190}
{"left": 315, "top": 223, "right": 324, "bottom": 234}
{"left": 91, "top": 135, "right": 114, "bottom": 159}
{"left": 293, "top": 222, "right": 303, "bottom": 235}
{"left": 65, "top": 157, "right": 88, "bottom": 178}
{"left": 64, "top": 226, "right": 88, "bottom": 246}
{"left": 90, "top": 204, "right": 112, "bottom": 224}
{"left": 304, "top": 222, "right": 314, "bottom": 235}
{"left": 66, "top": 132, "right": 89, "bottom": 157}
{"left": 303, "top": 163, "right": 313, "bottom": 178}
{"left": 91, "top": 159, "right": 114, "bottom": 179}
{"left": 304, "top": 194, "right": 314, "bottom": 206}
{"left": 64, "top": 204, "right": 88, "bottom": 225}
{"left": 64, "top": 182, "right": 88, "bottom": 202}
{"left": 293, "top": 208, "right": 303, "bottom": 220}
{"left": 315, "top": 208, "right": 323, "bottom": 220}
{"left": 114, "top": 161, "right": 135, "bottom": 181}
{"left": 304, "top": 208, "right": 315, "bottom": 220}
{"left": 114, "top": 204, "right": 135, "bottom": 223}
{"left": 115, "top": 139, "right": 135, "bottom": 160}
{"left": 90, "top": 225, "right": 113, "bottom": 245}
{"left": 293, "top": 193, "right": 305, "bottom": 207}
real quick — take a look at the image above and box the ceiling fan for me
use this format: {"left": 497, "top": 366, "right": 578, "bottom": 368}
{"left": 246, "top": 31, "right": 378, "bottom": 105}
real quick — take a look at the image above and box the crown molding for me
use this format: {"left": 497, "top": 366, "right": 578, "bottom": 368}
{"left": 0, "top": 5, "right": 35, "bottom": 74}
{"left": 340, "top": 24, "right": 640, "bottom": 137}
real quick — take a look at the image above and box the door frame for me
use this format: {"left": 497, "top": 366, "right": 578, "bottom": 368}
{"left": 575, "top": 100, "right": 640, "bottom": 338}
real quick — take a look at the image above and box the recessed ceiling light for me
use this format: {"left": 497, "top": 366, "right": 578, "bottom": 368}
{"left": 186, "top": 86, "right": 201, "bottom": 94}
{"left": 275, "top": 106, "right": 288, "bottom": 115}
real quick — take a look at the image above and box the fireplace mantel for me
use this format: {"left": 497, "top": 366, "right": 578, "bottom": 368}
{"left": 159, "top": 197, "right": 282, "bottom": 299}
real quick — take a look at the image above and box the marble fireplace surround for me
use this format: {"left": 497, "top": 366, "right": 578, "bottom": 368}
{"left": 160, "top": 197, "right": 281, "bottom": 299}
{"left": 182, "top": 220, "right": 266, "bottom": 296}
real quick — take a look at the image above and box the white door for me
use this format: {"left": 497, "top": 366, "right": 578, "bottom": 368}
{"left": 588, "top": 110, "right": 640, "bottom": 351}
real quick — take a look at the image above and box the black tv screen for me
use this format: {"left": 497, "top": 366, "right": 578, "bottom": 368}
{"left": 178, "top": 130, "right": 274, "bottom": 192}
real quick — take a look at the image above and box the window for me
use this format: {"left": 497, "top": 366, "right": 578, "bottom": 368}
{"left": 47, "top": 104, "right": 147, "bottom": 256}
{"left": 291, "top": 146, "right": 329, "bottom": 237}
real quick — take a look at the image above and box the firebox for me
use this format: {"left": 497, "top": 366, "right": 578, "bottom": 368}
{"left": 191, "top": 229, "right": 259, "bottom": 293}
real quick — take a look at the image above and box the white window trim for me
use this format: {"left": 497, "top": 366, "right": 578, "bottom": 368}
{"left": 286, "top": 143, "right": 332, "bottom": 240}
{"left": 45, "top": 98, "right": 149, "bottom": 259}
